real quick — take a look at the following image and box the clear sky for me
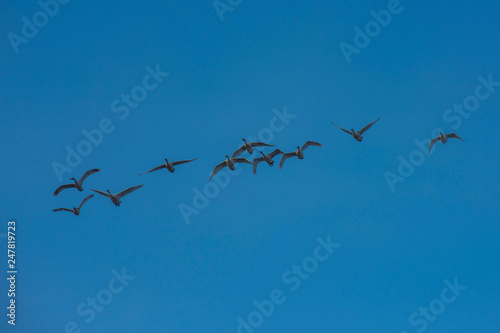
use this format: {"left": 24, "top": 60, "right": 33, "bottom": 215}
{"left": 1, "top": 0, "right": 499, "bottom": 332}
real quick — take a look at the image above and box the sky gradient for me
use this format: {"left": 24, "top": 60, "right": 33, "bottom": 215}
{"left": 1, "top": 0, "right": 499, "bottom": 332}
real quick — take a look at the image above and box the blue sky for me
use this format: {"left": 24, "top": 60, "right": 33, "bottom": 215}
{"left": 1, "top": 0, "right": 499, "bottom": 332}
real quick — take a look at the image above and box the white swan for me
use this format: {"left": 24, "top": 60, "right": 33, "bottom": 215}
{"left": 331, "top": 118, "right": 380, "bottom": 142}
{"left": 209, "top": 155, "right": 252, "bottom": 181}
{"left": 279, "top": 141, "right": 322, "bottom": 169}
{"left": 253, "top": 149, "right": 284, "bottom": 174}
{"left": 140, "top": 157, "right": 198, "bottom": 175}
{"left": 232, "top": 139, "right": 274, "bottom": 157}
{"left": 91, "top": 185, "right": 144, "bottom": 207}
{"left": 52, "top": 194, "right": 94, "bottom": 216}
{"left": 54, "top": 169, "right": 100, "bottom": 196}
{"left": 428, "top": 132, "right": 463, "bottom": 153}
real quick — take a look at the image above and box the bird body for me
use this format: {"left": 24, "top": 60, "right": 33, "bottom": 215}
{"left": 279, "top": 141, "right": 322, "bottom": 169}
{"left": 226, "top": 157, "right": 236, "bottom": 170}
{"left": 331, "top": 118, "right": 380, "bottom": 142}
{"left": 428, "top": 133, "right": 463, "bottom": 153}
{"left": 91, "top": 185, "right": 144, "bottom": 206}
{"left": 71, "top": 178, "right": 84, "bottom": 191}
{"left": 439, "top": 133, "right": 448, "bottom": 144}
{"left": 166, "top": 160, "right": 176, "bottom": 173}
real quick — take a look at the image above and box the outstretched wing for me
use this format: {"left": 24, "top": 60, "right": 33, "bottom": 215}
{"left": 446, "top": 133, "right": 464, "bottom": 141}
{"left": 428, "top": 137, "right": 441, "bottom": 154}
{"left": 250, "top": 142, "right": 274, "bottom": 148}
{"left": 252, "top": 157, "right": 265, "bottom": 174}
{"left": 90, "top": 188, "right": 111, "bottom": 198}
{"left": 79, "top": 168, "right": 100, "bottom": 184}
{"left": 279, "top": 152, "right": 297, "bottom": 169}
{"left": 231, "top": 146, "right": 247, "bottom": 158}
{"left": 209, "top": 162, "right": 227, "bottom": 181}
{"left": 232, "top": 158, "right": 252, "bottom": 165}
{"left": 53, "top": 184, "right": 76, "bottom": 196}
{"left": 359, "top": 118, "right": 380, "bottom": 134}
{"left": 269, "top": 149, "right": 284, "bottom": 158}
{"left": 301, "top": 141, "right": 322, "bottom": 151}
{"left": 78, "top": 194, "right": 94, "bottom": 210}
{"left": 52, "top": 207, "right": 74, "bottom": 213}
{"left": 331, "top": 122, "right": 352, "bottom": 135}
{"left": 171, "top": 157, "right": 198, "bottom": 166}
{"left": 116, "top": 185, "right": 144, "bottom": 199}
{"left": 140, "top": 164, "right": 166, "bottom": 175}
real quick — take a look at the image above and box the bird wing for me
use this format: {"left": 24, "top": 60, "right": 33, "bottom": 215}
{"left": 231, "top": 146, "right": 247, "bottom": 158}
{"left": 252, "top": 157, "right": 265, "bottom": 174}
{"left": 90, "top": 188, "right": 111, "bottom": 198}
{"left": 171, "top": 157, "right": 198, "bottom": 166}
{"left": 269, "top": 149, "right": 285, "bottom": 158}
{"left": 209, "top": 161, "right": 227, "bottom": 181}
{"left": 279, "top": 152, "right": 297, "bottom": 169}
{"left": 53, "top": 184, "right": 76, "bottom": 196}
{"left": 446, "top": 133, "right": 464, "bottom": 141}
{"left": 359, "top": 118, "right": 380, "bottom": 134}
{"left": 78, "top": 168, "right": 100, "bottom": 184}
{"left": 139, "top": 164, "right": 166, "bottom": 175}
{"left": 116, "top": 185, "right": 144, "bottom": 199}
{"left": 78, "top": 194, "right": 94, "bottom": 210}
{"left": 301, "top": 141, "right": 322, "bottom": 151}
{"left": 331, "top": 122, "right": 352, "bottom": 135}
{"left": 250, "top": 142, "right": 274, "bottom": 148}
{"left": 428, "top": 137, "right": 441, "bottom": 153}
{"left": 52, "top": 208, "right": 73, "bottom": 212}
{"left": 232, "top": 158, "right": 252, "bottom": 164}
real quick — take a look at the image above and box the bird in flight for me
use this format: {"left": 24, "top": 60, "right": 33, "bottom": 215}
{"left": 280, "top": 141, "right": 322, "bottom": 169}
{"left": 253, "top": 149, "right": 284, "bottom": 174}
{"left": 428, "top": 132, "right": 463, "bottom": 154}
{"left": 91, "top": 185, "right": 144, "bottom": 207}
{"left": 140, "top": 157, "right": 198, "bottom": 175}
{"left": 52, "top": 194, "right": 94, "bottom": 216}
{"left": 232, "top": 139, "right": 274, "bottom": 158}
{"left": 331, "top": 118, "right": 380, "bottom": 142}
{"left": 53, "top": 169, "right": 100, "bottom": 196}
{"left": 209, "top": 155, "right": 252, "bottom": 181}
